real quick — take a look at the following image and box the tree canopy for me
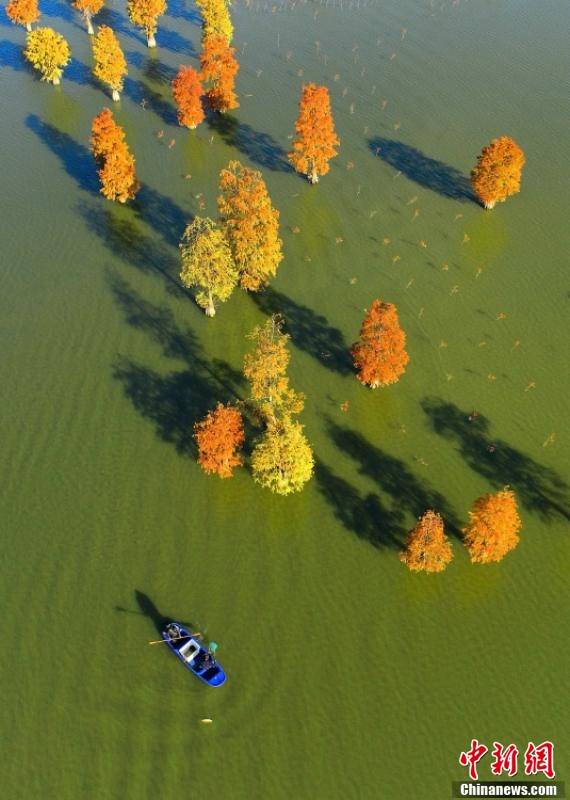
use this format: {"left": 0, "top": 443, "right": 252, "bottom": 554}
{"left": 200, "top": 34, "right": 239, "bottom": 113}
{"left": 352, "top": 300, "right": 409, "bottom": 388}
{"left": 92, "top": 25, "right": 127, "bottom": 101}
{"left": 401, "top": 511, "right": 453, "bottom": 573}
{"left": 194, "top": 403, "right": 245, "bottom": 478}
{"left": 289, "top": 83, "right": 339, "bottom": 183}
{"left": 127, "top": 0, "right": 166, "bottom": 47}
{"left": 6, "top": 0, "right": 40, "bottom": 31}
{"left": 172, "top": 66, "right": 205, "bottom": 129}
{"left": 23, "top": 27, "right": 71, "bottom": 85}
{"left": 463, "top": 489, "right": 522, "bottom": 564}
{"left": 471, "top": 136, "right": 525, "bottom": 209}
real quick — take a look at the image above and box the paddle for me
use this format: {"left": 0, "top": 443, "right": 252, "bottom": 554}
{"left": 148, "top": 632, "right": 202, "bottom": 645}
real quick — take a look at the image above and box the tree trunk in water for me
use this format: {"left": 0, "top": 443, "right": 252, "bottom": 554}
{"left": 308, "top": 164, "right": 319, "bottom": 184}
{"left": 26, "top": 22, "right": 32, "bottom": 32}
{"left": 147, "top": 32, "right": 157, "bottom": 48}
{"left": 53, "top": 76, "right": 60, "bottom": 86}
{"left": 112, "top": 89, "right": 121, "bottom": 102}
{"left": 86, "top": 13, "right": 94, "bottom": 35}
{"left": 484, "top": 200, "right": 496, "bottom": 210}
{"left": 205, "top": 292, "right": 216, "bottom": 317}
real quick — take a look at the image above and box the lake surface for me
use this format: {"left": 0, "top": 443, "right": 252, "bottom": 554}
{"left": 1, "top": 0, "right": 569, "bottom": 797}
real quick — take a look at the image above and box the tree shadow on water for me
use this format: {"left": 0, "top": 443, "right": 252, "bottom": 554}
{"left": 110, "top": 276, "right": 245, "bottom": 455}
{"left": 134, "top": 183, "right": 190, "bottom": 246}
{"left": 25, "top": 114, "right": 99, "bottom": 193}
{"left": 368, "top": 137, "right": 475, "bottom": 202}
{"left": 422, "top": 398, "right": 570, "bottom": 522}
{"left": 314, "top": 461, "right": 405, "bottom": 549}
{"left": 208, "top": 114, "right": 292, "bottom": 173}
{"left": 326, "top": 417, "right": 462, "bottom": 536}
{"left": 250, "top": 288, "right": 353, "bottom": 376}
{"left": 78, "top": 201, "right": 184, "bottom": 297}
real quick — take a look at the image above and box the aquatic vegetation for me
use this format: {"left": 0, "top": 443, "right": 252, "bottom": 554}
{"left": 400, "top": 510, "right": 453, "bottom": 573}
{"left": 200, "top": 33, "right": 239, "bottom": 113}
{"left": 289, "top": 83, "right": 339, "bottom": 183}
{"left": 24, "top": 27, "right": 70, "bottom": 85}
{"left": 172, "top": 66, "right": 205, "bottom": 129}
{"left": 5, "top": 0, "right": 40, "bottom": 31}
{"left": 92, "top": 25, "right": 127, "bottom": 102}
{"left": 127, "top": 0, "right": 167, "bottom": 48}
{"left": 179, "top": 217, "right": 238, "bottom": 317}
{"left": 194, "top": 402, "right": 244, "bottom": 478}
{"left": 90, "top": 109, "right": 138, "bottom": 203}
{"left": 218, "top": 160, "right": 283, "bottom": 291}
{"left": 351, "top": 300, "right": 409, "bottom": 388}
{"left": 72, "top": 0, "right": 104, "bottom": 36}
{"left": 471, "top": 136, "right": 525, "bottom": 209}
{"left": 463, "top": 489, "right": 522, "bottom": 563}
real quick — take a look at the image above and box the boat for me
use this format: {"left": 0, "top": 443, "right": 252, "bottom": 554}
{"left": 161, "top": 622, "right": 227, "bottom": 687}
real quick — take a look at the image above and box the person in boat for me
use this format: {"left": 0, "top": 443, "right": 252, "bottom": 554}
{"left": 197, "top": 650, "right": 215, "bottom": 671}
{"left": 166, "top": 623, "right": 182, "bottom": 641}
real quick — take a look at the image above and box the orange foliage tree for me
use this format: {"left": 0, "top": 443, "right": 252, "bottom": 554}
{"left": 200, "top": 34, "right": 239, "bottom": 113}
{"left": 172, "top": 66, "right": 205, "bottom": 129}
{"left": 289, "top": 83, "right": 339, "bottom": 184}
{"left": 194, "top": 403, "right": 245, "bottom": 478}
{"left": 463, "top": 488, "right": 522, "bottom": 564}
{"left": 92, "top": 25, "right": 127, "bottom": 102}
{"left": 471, "top": 136, "right": 525, "bottom": 209}
{"left": 72, "top": 0, "right": 104, "bottom": 35}
{"left": 127, "top": 0, "right": 166, "bottom": 48}
{"left": 351, "top": 300, "right": 409, "bottom": 388}
{"left": 400, "top": 510, "right": 453, "bottom": 573}
{"left": 218, "top": 160, "right": 283, "bottom": 291}
{"left": 6, "top": 0, "right": 40, "bottom": 31}
{"left": 90, "top": 109, "right": 138, "bottom": 203}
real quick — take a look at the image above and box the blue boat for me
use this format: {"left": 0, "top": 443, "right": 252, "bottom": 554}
{"left": 161, "top": 622, "right": 227, "bottom": 687}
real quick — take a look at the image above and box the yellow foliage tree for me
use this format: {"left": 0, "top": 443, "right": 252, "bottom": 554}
{"left": 400, "top": 511, "right": 453, "bottom": 573}
{"left": 196, "top": 0, "right": 233, "bottom": 42}
{"left": 6, "top": 0, "right": 40, "bottom": 32}
{"left": 24, "top": 27, "right": 71, "bottom": 85}
{"left": 471, "top": 136, "right": 526, "bottom": 209}
{"left": 243, "top": 315, "right": 304, "bottom": 424}
{"left": 72, "top": 0, "right": 104, "bottom": 36}
{"left": 463, "top": 489, "right": 522, "bottom": 564}
{"left": 289, "top": 83, "right": 339, "bottom": 183}
{"left": 251, "top": 418, "right": 314, "bottom": 495}
{"left": 179, "top": 217, "right": 238, "bottom": 317}
{"left": 92, "top": 25, "right": 127, "bottom": 102}
{"left": 218, "top": 160, "right": 283, "bottom": 291}
{"left": 127, "top": 0, "right": 166, "bottom": 48}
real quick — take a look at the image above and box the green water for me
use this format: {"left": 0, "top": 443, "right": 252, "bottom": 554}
{"left": 1, "top": 0, "right": 569, "bottom": 797}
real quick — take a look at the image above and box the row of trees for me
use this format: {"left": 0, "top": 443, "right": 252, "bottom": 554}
{"left": 401, "top": 489, "right": 522, "bottom": 571}
{"left": 194, "top": 316, "right": 314, "bottom": 495}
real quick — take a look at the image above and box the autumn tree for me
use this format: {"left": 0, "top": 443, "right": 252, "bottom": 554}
{"left": 179, "top": 217, "right": 238, "bottom": 317}
{"left": 91, "top": 106, "right": 124, "bottom": 159}
{"left": 92, "top": 25, "right": 127, "bottom": 102}
{"left": 218, "top": 161, "right": 283, "bottom": 291}
{"left": 24, "top": 28, "right": 71, "bottom": 85}
{"left": 172, "top": 66, "right": 205, "bottom": 129}
{"left": 6, "top": 0, "right": 40, "bottom": 32}
{"left": 463, "top": 489, "right": 522, "bottom": 564}
{"left": 90, "top": 109, "right": 138, "bottom": 203}
{"left": 72, "top": 0, "right": 104, "bottom": 36}
{"left": 471, "top": 136, "right": 525, "bottom": 210}
{"left": 243, "top": 316, "right": 304, "bottom": 424}
{"left": 351, "top": 299, "right": 409, "bottom": 388}
{"left": 127, "top": 0, "right": 166, "bottom": 48}
{"left": 194, "top": 403, "right": 244, "bottom": 478}
{"left": 196, "top": 0, "right": 233, "bottom": 42}
{"left": 251, "top": 418, "right": 314, "bottom": 495}
{"left": 200, "top": 34, "right": 239, "bottom": 113}
{"left": 289, "top": 83, "right": 339, "bottom": 184}
{"left": 400, "top": 510, "right": 453, "bottom": 573}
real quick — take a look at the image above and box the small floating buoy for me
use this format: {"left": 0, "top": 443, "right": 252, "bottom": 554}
{"left": 201, "top": 719, "right": 213, "bottom": 724}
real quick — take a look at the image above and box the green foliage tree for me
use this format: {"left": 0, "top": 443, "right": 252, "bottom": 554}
{"left": 251, "top": 418, "right": 314, "bottom": 495}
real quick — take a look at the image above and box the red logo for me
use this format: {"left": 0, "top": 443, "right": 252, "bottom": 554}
{"left": 459, "top": 740, "right": 555, "bottom": 780}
